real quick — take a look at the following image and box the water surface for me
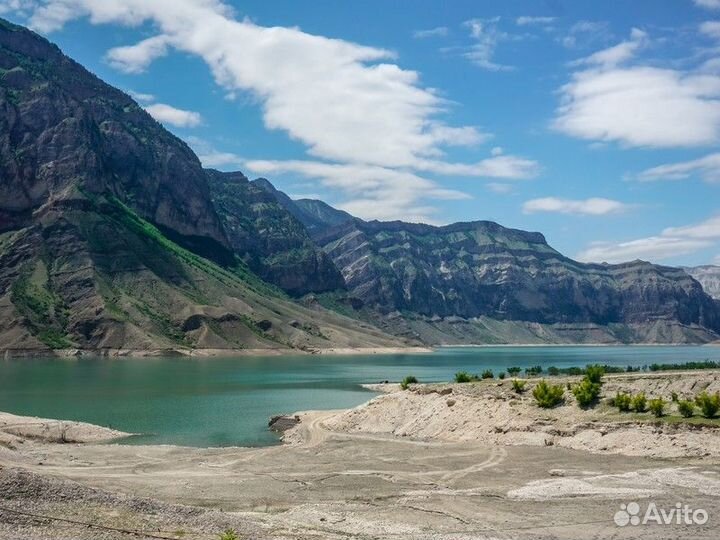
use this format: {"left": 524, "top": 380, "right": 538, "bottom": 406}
{"left": 1, "top": 346, "right": 719, "bottom": 447}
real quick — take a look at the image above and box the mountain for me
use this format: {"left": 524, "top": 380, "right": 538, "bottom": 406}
{"left": 683, "top": 266, "right": 720, "bottom": 300}
{"left": 0, "top": 18, "right": 403, "bottom": 354}
{"left": 206, "top": 170, "right": 344, "bottom": 296}
{"left": 253, "top": 179, "right": 353, "bottom": 234}
{"left": 269, "top": 196, "right": 720, "bottom": 344}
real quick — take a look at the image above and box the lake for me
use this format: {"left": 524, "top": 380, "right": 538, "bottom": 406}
{"left": 1, "top": 346, "right": 719, "bottom": 447}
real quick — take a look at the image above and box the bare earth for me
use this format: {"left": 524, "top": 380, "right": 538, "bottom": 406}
{"left": 1, "top": 371, "right": 720, "bottom": 539}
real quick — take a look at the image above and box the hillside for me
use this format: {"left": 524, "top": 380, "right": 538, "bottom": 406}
{"left": 267, "top": 195, "right": 720, "bottom": 344}
{"left": 0, "top": 18, "right": 404, "bottom": 355}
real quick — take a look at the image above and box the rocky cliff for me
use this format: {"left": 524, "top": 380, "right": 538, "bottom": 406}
{"left": 206, "top": 170, "right": 344, "bottom": 295}
{"left": 0, "top": 18, "right": 403, "bottom": 354}
{"left": 684, "top": 265, "right": 720, "bottom": 300}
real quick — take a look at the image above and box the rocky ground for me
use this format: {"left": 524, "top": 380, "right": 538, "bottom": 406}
{"left": 1, "top": 371, "right": 719, "bottom": 539}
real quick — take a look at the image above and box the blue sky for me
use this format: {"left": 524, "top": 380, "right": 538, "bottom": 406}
{"left": 2, "top": 0, "right": 719, "bottom": 266}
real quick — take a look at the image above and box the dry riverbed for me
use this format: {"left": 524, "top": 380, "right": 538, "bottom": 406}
{"left": 1, "top": 371, "right": 720, "bottom": 539}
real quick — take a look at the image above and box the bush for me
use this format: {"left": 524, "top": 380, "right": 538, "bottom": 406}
{"left": 511, "top": 379, "right": 526, "bottom": 393}
{"left": 695, "top": 391, "right": 720, "bottom": 418}
{"left": 400, "top": 375, "right": 418, "bottom": 390}
{"left": 525, "top": 365, "right": 543, "bottom": 377}
{"left": 614, "top": 392, "right": 632, "bottom": 412}
{"left": 547, "top": 366, "right": 559, "bottom": 376}
{"left": 631, "top": 392, "right": 647, "bottom": 413}
{"left": 455, "top": 371, "right": 473, "bottom": 383}
{"left": 584, "top": 364, "right": 605, "bottom": 385}
{"left": 671, "top": 391, "right": 679, "bottom": 402}
{"left": 532, "top": 380, "right": 564, "bottom": 408}
{"left": 498, "top": 372, "right": 506, "bottom": 380}
{"left": 219, "top": 530, "right": 239, "bottom": 540}
{"left": 648, "top": 397, "right": 666, "bottom": 417}
{"left": 481, "top": 369, "right": 494, "bottom": 379}
{"left": 678, "top": 399, "right": 695, "bottom": 418}
{"left": 507, "top": 366, "right": 521, "bottom": 376}
{"left": 572, "top": 379, "right": 601, "bottom": 408}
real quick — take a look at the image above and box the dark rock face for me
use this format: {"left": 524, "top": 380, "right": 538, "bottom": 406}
{"left": 312, "top": 219, "right": 720, "bottom": 334}
{"left": 0, "top": 18, "right": 228, "bottom": 256}
{"left": 205, "top": 170, "right": 345, "bottom": 296}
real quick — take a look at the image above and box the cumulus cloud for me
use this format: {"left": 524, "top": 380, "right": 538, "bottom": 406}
{"left": 554, "top": 29, "right": 720, "bottom": 148}
{"left": 185, "top": 136, "right": 243, "bottom": 168}
{"left": 144, "top": 103, "right": 202, "bottom": 127}
{"left": 516, "top": 16, "right": 555, "bottom": 26}
{"left": 522, "top": 197, "right": 631, "bottom": 216}
{"left": 577, "top": 215, "right": 720, "bottom": 263}
{"left": 636, "top": 152, "right": 720, "bottom": 183}
{"left": 6, "top": 0, "right": 540, "bottom": 221}
{"left": 413, "top": 26, "right": 448, "bottom": 39}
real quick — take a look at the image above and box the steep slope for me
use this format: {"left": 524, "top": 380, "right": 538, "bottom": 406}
{"left": 205, "top": 170, "right": 344, "bottom": 296}
{"left": 684, "top": 265, "right": 720, "bottom": 300}
{"left": 252, "top": 179, "right": 353, "bottom": 233}
{"left": 0, "top": 18, "right": 404, "bottom": 354}
{"left": 312, "top": 219, "right": 720, "bottom": 344}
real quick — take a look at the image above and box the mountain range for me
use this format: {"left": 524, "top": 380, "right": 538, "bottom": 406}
{"left": 1, "top": 17, "right": 718, "bottom": 355}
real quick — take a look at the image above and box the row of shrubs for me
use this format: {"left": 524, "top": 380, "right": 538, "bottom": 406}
{"left": 611, "top": 390, "right": 720, "bottom": 418}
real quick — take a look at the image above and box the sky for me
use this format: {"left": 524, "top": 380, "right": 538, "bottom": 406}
{"left": 1, "top": 0, "right": 719, "bottom": 267}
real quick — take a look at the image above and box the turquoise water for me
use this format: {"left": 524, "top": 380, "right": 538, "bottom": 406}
{"left": 1, "top": 346, "right": 719, "bottom": 447}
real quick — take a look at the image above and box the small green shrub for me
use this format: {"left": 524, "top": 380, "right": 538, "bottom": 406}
{"left": 614, "top": 392, "right": 632, "bottom": 412}
{"left": 631, "top": 392, "right": 647, "bottom": 413}
{"left": 400, "top": 375, "right": 418, "bottom": 390}
{"left": 507, "top": 366, "right": 521, "bottom": 376}
{"left": 532, "top": 380, "right": 564, "bottom": 408}
{"left": 678, "top": 399, "right": 695, "bottom": 418}
{"left": 695, "top": 391, "right": 720, "bottom": 418}
{"left": 547, "top": 366, "right": 559, "bottom": 376}
{"left": 455, "top": 371, "right": 473, "bottom": 383}
{"left": 525, "top": 365, "right": 543, "bottom": 377}
{"left": 584, "top": 364, "right": 605, "bottom": 385}
{"left": 511, "top": 379, "right": 527, "bottom": 393}
{"left": 481, "top": 369, "right": 494, "bottom": 379}
{"left": 572, "top": 379, "right": 601, "bottom": 408}
{"left": 648, "top": 397, "right": 666, "bottom": 417}
{"left": 498, "top": 372, "right": 506, "bottom": 380}
{"left": 219, "top": 530, "right": 239, "bottom": 540}
{"left": 671, "top": 391, "right": 679, "bottom": 402}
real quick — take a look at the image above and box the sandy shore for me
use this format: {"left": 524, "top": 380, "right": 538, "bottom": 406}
{"left": 1, "top": 371, "right": 720, "bottom": 539}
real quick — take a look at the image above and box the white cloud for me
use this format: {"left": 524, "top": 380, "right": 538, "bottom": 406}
{"left": 462, "top": 17, "right": 514, "bottom": 71}
{"left": 577, "top": 237, "right": 712, "bottom": 263}
{"left": 577, "top": 215, "right": 720, "bottom": 263}
{"left": 413, "top": 26, "right": 448, "bottom": 39}
{"left": 184, "top": 136, "right": 243, "bottom": 168}
{"left": 106, "top": 35, "right": 171, "bottom": 73}
{"left": 516, "top": 16, "right": 555, "bottom": 26}
{"left": 522, "top": 197, "right": 631, "bottom": 216}
{"left": 5, "top": 0, "right": 541, "bottom": 220}
{"left": 696, "top": 0, "right": 720, "bottom": 9}
{"left": 127, "top": 89, "right": 155, "bottom": 102}
{"left": 145, "top": 103, "right": 202, "bottom": 127}
{"left": 560, "top": 20, "right": 611, "bottom": 49}
{"left": 243, "top": 159, "right": 471, "bottom": 223}
{"left": 700, "top": 20, "right": 720, "bottom": 39}
{"left": 636, "top": 152, "right": 720, "bottom": 183}
{"left": 554, "top": 29, "right": 720, "bottom": 148}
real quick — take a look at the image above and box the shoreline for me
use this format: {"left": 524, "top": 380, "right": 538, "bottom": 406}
{"left": 2, "top": 341, "right": 718, "bottom": 359}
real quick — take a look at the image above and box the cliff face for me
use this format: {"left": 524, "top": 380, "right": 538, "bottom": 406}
{"left": 0, "top": 18, "right": 403, "bottom": 354}
{"left": 684, "top": 266, "right": 720, "bottom": 300}
{"left": 205, "top": 170, "right": 345, "bottom": 296}
{"left": 0, "top": 20, "right": 230, "bottom": 261}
